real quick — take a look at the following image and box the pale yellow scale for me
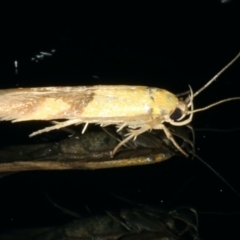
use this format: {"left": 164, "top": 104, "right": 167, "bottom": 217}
{"left": 0, "top": 86, "right": 179, "bottom": 123}
{"left": 0, "top": 85, "right": 182, "bottom": 156}
{"left": 80, "top": 86, "right": 179, "bottom": 120}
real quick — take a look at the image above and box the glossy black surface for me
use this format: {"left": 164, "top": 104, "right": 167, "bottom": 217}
{"left": 0, "top": 1, "right": 240, "bottom": 239}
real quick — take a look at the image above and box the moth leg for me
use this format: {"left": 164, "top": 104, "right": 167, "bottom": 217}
{"left": 111, "top": 125, "right": 150, "bottom": 156}
{"left": 170, "top": 127, "right": 195, "bottom": 151}
{"left": 29, "top": 119, "right": 82, "bottom": 137}
{"left": 116, "top": 123, "right": 127, "bottom": 132}
{"left": 82, "top": 122, "right": 89, "bottom": 134}
{"left": 100, "top": 123, "right": 112, "bottom": 127}
{"left": 161, "top": 124, "right": 189, "bottom": 157}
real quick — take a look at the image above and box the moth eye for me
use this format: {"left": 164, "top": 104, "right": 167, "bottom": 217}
{"left": 170, "top": 108, "right": 182, "bottom": 120}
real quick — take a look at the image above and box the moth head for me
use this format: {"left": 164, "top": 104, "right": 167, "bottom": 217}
{"left": 168, "top": 86, "right": 194, "bottom": 126}
{"left": 170, "top": 100, "right": 188, "bottom": 121}
{"left": 168, "top": 52, "right": 240, "bottom": 127}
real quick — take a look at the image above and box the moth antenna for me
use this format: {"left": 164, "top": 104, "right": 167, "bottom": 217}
{"left": 193, "top": 51, "right": 240, "bottom": 98}
{"left": 190, "top": 151, "right": 240, "bottom": 199}
{"left": 189, "top": 97, "right": 240, "bottom": 114}
{"left": 176, "top": 90, "right": 190, "bottom": 97}
{"left": 194, "top": 127, "right": 240, "bottom": 132}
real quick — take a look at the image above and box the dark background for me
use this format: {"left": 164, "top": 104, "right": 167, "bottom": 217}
{"left": 0, "top": 1, "right": 240, "bottom": 239}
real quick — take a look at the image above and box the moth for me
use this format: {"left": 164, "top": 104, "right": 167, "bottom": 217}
{"left": 0, "top": 52, "right": 239, "bottom": 157}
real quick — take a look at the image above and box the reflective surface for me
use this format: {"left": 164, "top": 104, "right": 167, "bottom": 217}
{"left": 0, "top": 2, "right": 240, "bottom": 239}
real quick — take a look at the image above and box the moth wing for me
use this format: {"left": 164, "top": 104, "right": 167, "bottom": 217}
{"left": 0, "top": 86, "right": 154, "bottom": 122}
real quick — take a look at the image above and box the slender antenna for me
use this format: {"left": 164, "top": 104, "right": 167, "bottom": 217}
{"left": 189, "top": 97, "right": 240, "bottom": 114}
{"left": 191, "top": 151, "right": 240, "bottom": 199}
{"left": 193, "top": 52, "right": 240, "bottom": 98}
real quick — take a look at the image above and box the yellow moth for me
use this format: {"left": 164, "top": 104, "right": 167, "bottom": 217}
{"left": 0, "top": 52, "right": 240, "bottom": 157}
